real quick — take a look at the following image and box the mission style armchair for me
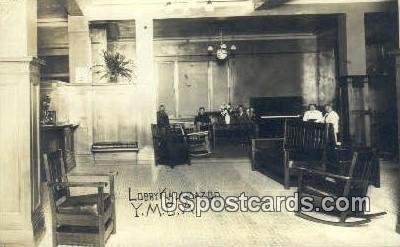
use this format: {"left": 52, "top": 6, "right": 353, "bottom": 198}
{"left": 296, "top": 149, "right": 386, "bottom": 226}
{"left": 43, "top": 150, "right": 117, "bottom": 247}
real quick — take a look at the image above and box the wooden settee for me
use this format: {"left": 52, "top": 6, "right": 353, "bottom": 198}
{"left": 251, "top": 119, "right": 335, "bottom": 189}
{"left": 252, "top": 119, "right": 381, "bottom": 189}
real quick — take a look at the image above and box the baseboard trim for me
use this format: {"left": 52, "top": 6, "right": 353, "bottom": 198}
{"left": 0, "top": 229, "right": 36, "bottom": 247}
{"left": 76, "top": 146, "right": 156, "bottom": 166}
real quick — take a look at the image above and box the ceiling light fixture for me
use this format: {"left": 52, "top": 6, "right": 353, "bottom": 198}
{"left": 207, "top": 29, "right": 237, "bottom": 63}
{"left": 164, "top": 1, "right": 174, "bottom": 14}
{"left": 204, "top": 0, "right": 215, "bottom": 12}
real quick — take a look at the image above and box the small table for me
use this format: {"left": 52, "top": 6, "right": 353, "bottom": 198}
{"left": 41, "top": 123, "right": 79, "bottom": 180}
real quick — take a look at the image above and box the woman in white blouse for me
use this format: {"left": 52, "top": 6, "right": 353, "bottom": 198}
{"left": 303, "top": 104, "right": 323, "bottom": 122}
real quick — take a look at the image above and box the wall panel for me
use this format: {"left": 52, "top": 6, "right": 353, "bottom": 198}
{"left": 233, "top": 54, "right": 305, "bottom": 106}
{"left": 178, "top": 61, "right": 209, "bottom": 117}
{"left": 212, "top": 61, "right": 229, "bottom": 109}
{"left": 157, "top": 62, "right": 176, "bottom": 117}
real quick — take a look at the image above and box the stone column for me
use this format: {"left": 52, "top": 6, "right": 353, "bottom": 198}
{"left": 0, "top": 0, "right": 45, "bottom": 245}
{"left": 68, "top": 15, "right": 92, "bottom": 84}
{"left": 337, "top": 12, "right": 370, "bottom": 146}
{"left": 135, "top": 17, "right": 156, "bottom": 148}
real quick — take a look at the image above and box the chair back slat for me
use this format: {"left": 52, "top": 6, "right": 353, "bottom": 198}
{"left": 43, "top": 150, "right": 69, "bottom": 204}
{"left": 348, "top": 149, "right": 375, "bottom": 197}
{"left": 284, "top": 119, "right": 331, "bottom": 152}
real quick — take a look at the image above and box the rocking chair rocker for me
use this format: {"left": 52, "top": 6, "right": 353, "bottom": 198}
{"left": 296, "top": 149, "right": 386, "bottom": 226}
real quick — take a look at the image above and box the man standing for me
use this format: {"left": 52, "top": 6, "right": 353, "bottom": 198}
{"left": 303, "top": 104, "right": 323, "bottom": 122}
{"left": 324, "top": 104, "right": 340, "bottom": 144}
{"left": 157, "top": 104, "right": 169, "bottom": 127}
{"left": 156, "top": 104, "right": 170, "bottom": 164}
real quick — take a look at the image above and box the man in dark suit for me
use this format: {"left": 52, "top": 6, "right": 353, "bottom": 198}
{"left": 194, "top": 107, "right": 210, "bottom": 131}
{"left": 236, "top": 105, "right": 249, "bottom": 124}
{"left": 156, "top": 104, "right": 170, "bottom": 164}
{"left": 157, "top": 104, "right": 170, "bottom": 127}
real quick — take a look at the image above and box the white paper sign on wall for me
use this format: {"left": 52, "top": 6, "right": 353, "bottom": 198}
{"left": 75, "top": 66, "right": 90, "bottom": 83}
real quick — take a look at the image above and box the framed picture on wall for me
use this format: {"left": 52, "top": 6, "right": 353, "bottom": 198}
{"left": 47, "top": 111, "right": 57, "bottom": 125}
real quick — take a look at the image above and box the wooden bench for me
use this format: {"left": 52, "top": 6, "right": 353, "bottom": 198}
{"left": 252, "top": 119, "right": 334, "bottom": 189}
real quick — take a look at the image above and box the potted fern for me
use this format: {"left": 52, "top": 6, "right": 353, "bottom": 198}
{"left": 92, "top": 51, "right": 135, "bottom": 83}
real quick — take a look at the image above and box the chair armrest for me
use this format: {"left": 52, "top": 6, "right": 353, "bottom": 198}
{"left": 296, "top": 167, "right": 350, "bottom": 180}
{"left": 251, "top": 138, "right": 271, "bottom": 142}
{"left": 50, "top": 182, "right": 107, "bottom": 215}
{"left": 187, "top": 131, "right": 208, "bottom": 136}
{"left": 69, "top": 171, "right": 118, "bottom": 178}
{"left": 49, "top": 181, "right": 108, "bottom": 188}
{"left": 68, "top": 171, "right": 117, "bottom": 196}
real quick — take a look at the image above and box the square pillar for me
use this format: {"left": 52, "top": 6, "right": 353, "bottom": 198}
{"left": 338, "top": 75, "right": 370, "bottom": 146}
{"left": 68, "top": 15, "right": 92, "bottom": 84}
{"left": 135, "top": 17, "right": 156, "bottom": 147}
{"left": 337, "top": 12, "right": 370, "bottom": 147}
{"left": 0, "top": 0, "right": 44, "bottom": 245}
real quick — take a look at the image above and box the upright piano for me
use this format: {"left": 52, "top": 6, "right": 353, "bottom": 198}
{"left": 250, "top": 96, "right": 304, "bottom": 138}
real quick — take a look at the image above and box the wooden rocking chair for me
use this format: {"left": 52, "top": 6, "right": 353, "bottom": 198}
{"left": 43, "top": 150, "right": 117, "bottom": 246}
{"left": 296, "top": 149, "right": 386, "bottom": 226}
{"left": 186, "top": 131, "right": 211, "bottom": 157}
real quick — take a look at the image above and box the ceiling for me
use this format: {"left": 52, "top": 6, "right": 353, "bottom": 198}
{"left": 97, "top": 14, "right": 338, "bottom": 41}
{"left": 153, "top": 15, "right": 337, "bottom": 38}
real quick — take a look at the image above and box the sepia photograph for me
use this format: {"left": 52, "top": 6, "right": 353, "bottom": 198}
{"left": 0, "top": 0, "right": 400, "bottom": 246}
